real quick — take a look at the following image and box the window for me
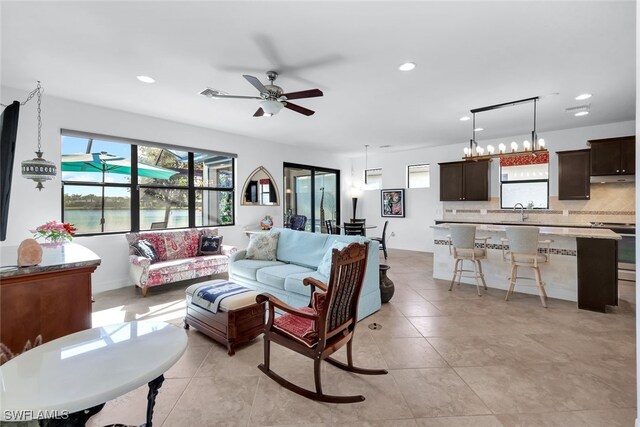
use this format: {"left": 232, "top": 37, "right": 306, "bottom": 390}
{"left": 407, "top": 164, "right": 430, "bottom": 188}
{"left": 364, "top": 168, "right": 382, "bottom": 189}
{"left": 61, "top": 131, "right": 235, "bottom": 235}
{"left": 500, "top": 156, "right": 549, "bottom": 209}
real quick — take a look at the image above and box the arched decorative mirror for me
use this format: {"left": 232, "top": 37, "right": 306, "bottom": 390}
{"left": 241, "top": 166, "right": 280, "bottom": 206}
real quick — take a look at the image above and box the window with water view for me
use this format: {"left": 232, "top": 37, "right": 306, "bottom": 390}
{"left": 61, "top": 132, "right": 235, "bottom": 235}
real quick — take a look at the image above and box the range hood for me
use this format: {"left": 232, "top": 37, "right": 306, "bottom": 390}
{"left": 590, "top": 175, "right": 635, "bottom": 184}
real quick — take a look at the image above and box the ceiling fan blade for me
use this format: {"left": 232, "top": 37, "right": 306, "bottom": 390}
{"left": 253, "top": 108, "right": 265, "bottom": 117}
{"left": 243, "top": 75, "right": 269, "bottom": 95}
{"left": 282, "top": 89, "right": 323, "bottom": 100}
{"left": 284, "top": 102, "right": 315, "bottom": 116}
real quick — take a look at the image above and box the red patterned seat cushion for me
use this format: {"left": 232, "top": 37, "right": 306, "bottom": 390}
{"left": 273, "top": 292, "right": 326, "bottom": 348}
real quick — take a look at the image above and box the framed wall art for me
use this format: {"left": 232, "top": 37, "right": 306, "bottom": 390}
{"left": 381, "top": 189, "right": 405, "bottom": 218}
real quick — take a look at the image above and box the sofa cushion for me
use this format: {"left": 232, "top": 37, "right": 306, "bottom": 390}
{"left": 317, "top": 241, "right": 349, "bottom": 277}
{"left": 198, "top": 235, "right": 223, "bottom": 255}
{"left": 284, "top": 271, "right": 329, "bottom": 297}
{"left": 256, "top": 264, "right": 316, "bottom": 290}
{"left": 230, "top": 259, "right": 284, "bottom": 281}
{"left": 163, "top": 230, "right": 201, "bottom": 260}
{"left": 273, "top": 228, "right": 329, "bottom": 268}
{"left": 149, "top": 255, "right": 229, "bottom": 274}
{"left": 130, "top": 239, "right": 160, "bottom": 263}
{"left": 246, "top": 231, "right": 280, "bottom": 261}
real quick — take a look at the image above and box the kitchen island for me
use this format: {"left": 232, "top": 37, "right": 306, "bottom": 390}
{"left": 431, "top": 223, "right": 620, "bottom": 312}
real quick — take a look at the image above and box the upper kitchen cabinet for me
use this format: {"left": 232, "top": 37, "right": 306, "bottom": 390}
{"left": 439, "top": 159, "right": 490, "bottom": 201}
{"left": 588, "top": 136, "right": 635, "bottom": 176}
{"left": 557, "top": 149, "right": 590, "bottom": 200}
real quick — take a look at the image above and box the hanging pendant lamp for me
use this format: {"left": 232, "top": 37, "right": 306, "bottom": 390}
{"left": 20, "top": 81, "right": 57, "bottom": 190}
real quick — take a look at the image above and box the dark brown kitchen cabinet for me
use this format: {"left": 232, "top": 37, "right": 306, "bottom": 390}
{"left": 439, "top": 159, "right": 490, "bottom": 201}
{"left": 588, "top": 136, "right": 635, "bottom": 176}
{"left": 557, "top": 149, "right": 590, "bottom": 200}
{"left": 577, "top": 238, "right": 618, "bottom": 313}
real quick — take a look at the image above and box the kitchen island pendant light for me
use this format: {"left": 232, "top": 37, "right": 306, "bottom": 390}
{"left": 463, "top": 96, "right": 548, "bottom": 161}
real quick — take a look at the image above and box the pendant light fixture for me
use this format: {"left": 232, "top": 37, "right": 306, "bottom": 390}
{"left": 20, "top": 81, "right": 57, "bottom": 190}
{"left": 462, "top": 96, "right": 548, "bottom": 160}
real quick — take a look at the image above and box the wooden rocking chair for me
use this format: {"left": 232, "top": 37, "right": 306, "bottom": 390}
{"left": 256, "top": 242, "right": 388, "bottom": 403}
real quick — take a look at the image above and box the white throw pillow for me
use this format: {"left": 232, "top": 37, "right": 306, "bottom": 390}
{"left": 317, "top": 241, "right": 349, "bottom": 278}
{"left": 246, "top": 231, "right": 280, "bottom": 261}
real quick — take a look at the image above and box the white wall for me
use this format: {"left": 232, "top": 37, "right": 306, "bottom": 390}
{"left": 1, "top": 86, "right": 349, "bottom": 293}
{"left": 349, "top": 120, "right": 636, "bottom": 253}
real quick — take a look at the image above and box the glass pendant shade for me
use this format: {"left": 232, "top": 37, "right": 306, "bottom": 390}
{"left": 260, "top": 100, "right": 284, "bottom": 116}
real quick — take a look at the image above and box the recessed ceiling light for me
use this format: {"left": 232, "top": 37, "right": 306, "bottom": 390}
{"left": 136, "top": 75, "right": 155, "bottom": 84}
{"left": 574, "top": 111, "right": 589, "bottom": 117}
{"left": 459, "top": 116, "right": 471, "bottom": 121}
{"left": 474, "top": 127, "right": 484, "bottom": 131}
{"left": 398, "top": 62, "right": 416, "bottom": 71}
{"left": 575, "top": 93, "right": 592, "bottom": 100}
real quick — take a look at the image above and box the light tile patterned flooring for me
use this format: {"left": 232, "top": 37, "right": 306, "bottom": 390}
{"left": 88, "top": 250, "right": 637, "bottom": 426}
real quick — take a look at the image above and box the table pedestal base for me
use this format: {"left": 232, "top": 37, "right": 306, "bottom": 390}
{"left": 39, "top": 403, "right": 105, "bottom": 427}
{"left": 38, "top": 375, "right": 165, "bottom": 427}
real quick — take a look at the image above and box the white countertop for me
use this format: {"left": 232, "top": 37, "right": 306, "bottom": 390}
{"left": 0, "top": 321, "right": 187, "bottom": 420}
{"left": 0, "top": 242, "right": 101, "bottom": 277}
{"left": 431, "top": 223, "right": 621, "bottom": 240}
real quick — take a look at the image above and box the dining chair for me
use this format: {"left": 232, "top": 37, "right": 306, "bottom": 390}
{"left": 287, "top": 215, "right": 307, "bottom": 231}
{"left": 343, "top": 222, "right": 365, "bottom": 236}
{"left": 256, "top": 242, "right": 387, "bottom": 403}
{"left": 324, "top": 220, "right": 335, "bottom": 235}
{"left": 449, "top": 224, "right": 489, "bottom": 296}
{"left": 371, "top": 220, "right": 388, "bottom": 259}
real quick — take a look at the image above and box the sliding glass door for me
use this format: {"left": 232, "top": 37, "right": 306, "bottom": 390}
{"left": 284, "top": 163, "right": 340, "bottom": 233}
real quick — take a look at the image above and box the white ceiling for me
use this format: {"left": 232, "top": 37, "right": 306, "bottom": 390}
{"left": 1, "top": 1, "right": 636, "bottom": 156}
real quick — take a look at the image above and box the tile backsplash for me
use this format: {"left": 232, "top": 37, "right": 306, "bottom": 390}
{"left": 442, "top": 182, "right": 635, "bottom": 225}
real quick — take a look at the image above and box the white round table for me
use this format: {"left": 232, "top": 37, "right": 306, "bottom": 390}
{"left": 0, "top": 321, "right": 187, "bottom": 426}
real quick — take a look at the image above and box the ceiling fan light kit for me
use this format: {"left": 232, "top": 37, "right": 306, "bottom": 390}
{"left": 260, "top": 99, "right": 284, "bottom": 116}
{"left": 203, "top": 71, "right": 323, "bottom": 117}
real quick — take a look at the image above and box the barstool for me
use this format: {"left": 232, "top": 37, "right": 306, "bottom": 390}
{"left": 504, "top": 226, "right": 550, "bottom": 307}
{"left": 448, "top": 224, "right": 489, "bottom": 296}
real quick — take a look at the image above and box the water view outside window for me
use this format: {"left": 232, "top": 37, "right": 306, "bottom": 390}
{"left": 61, "top": 133, "right": 235, "bottom": 234}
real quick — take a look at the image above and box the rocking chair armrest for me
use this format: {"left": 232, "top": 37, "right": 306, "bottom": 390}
{"left": 256, "top": 293, "right": 318, "bottom": 320}
{"left": 303, "top": 277, "right": 328, "bottom": 292}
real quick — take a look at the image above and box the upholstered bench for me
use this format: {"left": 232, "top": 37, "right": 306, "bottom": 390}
{"left": 184, "top": 280, "right": 265, "bottom": 355}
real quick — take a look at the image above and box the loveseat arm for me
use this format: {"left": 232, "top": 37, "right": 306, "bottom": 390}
{"left": 221, "top": 245, "right": 238, "bottom": 257}
{"left": 229, "top": 249, "right": 247, "bottom": 263}
{"left": 129, "top": 255, "right": 151, "bottom": 287}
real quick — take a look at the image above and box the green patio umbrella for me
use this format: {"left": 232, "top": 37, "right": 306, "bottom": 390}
{"left": 61, "top": 152, "right": 179, "bottom": 232}
{"left": 61, "top": 152, "right": 178, "bottom": 180}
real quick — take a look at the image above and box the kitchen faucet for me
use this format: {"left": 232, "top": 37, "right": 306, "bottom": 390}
{"left": 513, "top": 203, "right": 529, "bottom": 222}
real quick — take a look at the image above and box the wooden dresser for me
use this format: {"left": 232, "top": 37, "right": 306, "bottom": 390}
{"left": 0, "top": 243, "right": 101, "bottom": 358}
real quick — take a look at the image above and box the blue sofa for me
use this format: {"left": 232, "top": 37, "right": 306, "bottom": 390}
{"left": 229, "top": 228, "right": 381, "bottom": 320}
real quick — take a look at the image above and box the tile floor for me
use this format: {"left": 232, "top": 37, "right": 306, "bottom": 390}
{"left": 88, "top": 250, "right": 637, "bottom": 426}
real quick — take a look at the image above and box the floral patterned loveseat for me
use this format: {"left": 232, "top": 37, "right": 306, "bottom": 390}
{"left": 125, "top": 228, "right": 236, "bottom": 296}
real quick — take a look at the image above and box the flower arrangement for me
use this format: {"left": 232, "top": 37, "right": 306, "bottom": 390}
{"left": 32, "top": 220, "right": 77, "bottom": 243}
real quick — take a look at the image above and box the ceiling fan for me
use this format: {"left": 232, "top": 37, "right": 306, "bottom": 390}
{"left": 202, "top": 71, "right": 323, "bottom": 117}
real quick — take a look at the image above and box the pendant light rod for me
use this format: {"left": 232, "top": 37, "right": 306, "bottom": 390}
{"left": 470, "top": 96, "right": 539, "bottom": 114}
